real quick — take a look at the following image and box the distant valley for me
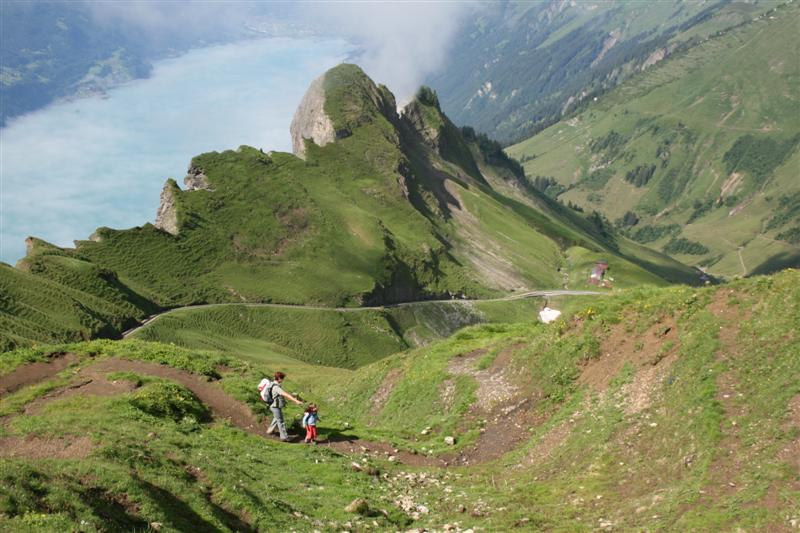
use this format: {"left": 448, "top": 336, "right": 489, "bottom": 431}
{"left": 508, "top": 1, "right": 799, "bottom": 278}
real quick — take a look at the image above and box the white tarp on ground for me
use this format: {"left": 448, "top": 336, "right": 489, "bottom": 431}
{"left": 538, "top": 307, "right": 562, "bottom": 324}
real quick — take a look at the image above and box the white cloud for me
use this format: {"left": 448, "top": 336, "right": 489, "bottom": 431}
{"left": 84, "top": 0, "right": 260, "bottom": 42}
{"left": 301, "top": 2, "right": 474, "bottom": 104}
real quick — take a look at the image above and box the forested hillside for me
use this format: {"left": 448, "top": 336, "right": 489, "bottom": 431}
{"left": 429, "top": 0, "right": 784, "bottom": 144}
{"left": 508, "top": 1, "right": 799, "bottom": 278}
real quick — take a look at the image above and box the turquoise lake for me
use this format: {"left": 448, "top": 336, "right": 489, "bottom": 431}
{"left": 1, "top": 37, "right": 351, "bottom": 263}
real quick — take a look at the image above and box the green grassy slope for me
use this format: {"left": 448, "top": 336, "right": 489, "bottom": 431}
{"left": 508, "top": 2, "right": 800, "bottom": 278}
{"left": 1, "top": 269, "right": 796, "bottom": 531}
{"left": 324, "top": 268, "right": 800, "bottom": 529}
{"left": 430, "top": 0, "right": 783, "bottom": 144}
{"left": 0, "top": 340, "right": 395, "bottom": 531}
{"left": 0, "top": 259, "right": 152, "bottom": 352}
{"left": 128, "top": 298, "right": 546, "bottom": 369}
{"left": 3, "top": 64, "right": 699, "bottom": 352}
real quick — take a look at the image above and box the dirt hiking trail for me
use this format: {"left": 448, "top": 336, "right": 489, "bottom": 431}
{"left": 0, "top": 352, "right": 78, "bottom": 396}
{"left": 0, "top": 355, "right": 512, "bottom": 466}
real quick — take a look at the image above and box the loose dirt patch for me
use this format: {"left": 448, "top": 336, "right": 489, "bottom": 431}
{"left": 693, "top": 294, "right": 751, "bottom": 506}
{"left": 325, "top": 438, "right": 446, "bottom": 468}
{"left": 707, "top": 290, "right": 751, "bottom": 355}
{"left": 720, "top": 172, "right": 743, "bottom": 199}
{"left": 0, "top": 352, "right": 78, "bottom": 396}
{"left": 0, "top": 435, "right": 92, "bottom": 459}
{"left": 526, "top": 420, "right": 573, "bottom": 467}
{"left": 445, "top": 343, "right": 549, "bottom": 465}
{"left": 620, "top": 350, "right": 680, "bottom": 415}
{"left": 369, "top": 367, "right": 403, "bottom": 417}
{"left": 439, "top": 379, "right": 457, "bottom": 411}
{"left": 448, "top": 346, "right": 520, "bottom": 410}
{"left": 580, "top": 317, "right": 680, "bottom": 394}
{"left": 449, "top": 396, "right": 541, "bottom": 466}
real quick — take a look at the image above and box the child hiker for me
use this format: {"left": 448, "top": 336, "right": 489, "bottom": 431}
{"left": 302, "top": 404, "right": 320, "bottom": 444}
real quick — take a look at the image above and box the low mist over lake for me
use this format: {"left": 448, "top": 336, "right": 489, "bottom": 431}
{"left": 1, "top": 37, "right": 350, "bottom": 264}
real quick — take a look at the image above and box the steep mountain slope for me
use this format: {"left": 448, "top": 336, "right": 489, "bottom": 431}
{"left": 0, "top": 259, "right": 154, "bottom": 352}
{"left": 2, "top": 64, "right": 699, "bottom": 350}
{"left": 430, "top": 0, "right": 785, "bottom": 144}
{"left": 0, "top": 268, "right": 796, "bottom": 531}
{"left": 508, "top": 1, "right": 800, "bottom": 278}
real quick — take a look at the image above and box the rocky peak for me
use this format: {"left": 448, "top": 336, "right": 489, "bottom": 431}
{"left": 290, "top": 74, "right": 337, "bottom": 160}
{"left": 402, "top": 86, "right": 484, "bottom": 182}
{"left": 290, "top": 64, "right": 398, "bottom": 159}
{"left": 403, "top": 86, "right": 446, "bottom": 150}
{"left": 154, "top": 179, "right": 180, "bottom": 236}
{"left": 184, "top": 164, "right": 211, "bottom": 191}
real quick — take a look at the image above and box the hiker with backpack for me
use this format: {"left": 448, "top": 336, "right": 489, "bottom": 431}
{"left": 259, "top": 371, "right": 304, "bottom": 442}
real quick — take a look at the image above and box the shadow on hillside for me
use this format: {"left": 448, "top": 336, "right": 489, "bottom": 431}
{"left": 83, "top": 487, "right": 150, "bottom": 530}
{"left": 316, "top": 428, "right": 362, "bottom": 444}
{"left": 749, "top": 250, "right": 800, "bottom": 276}
{"left": 134, "top": 474, "right": 254, "bottom": 532}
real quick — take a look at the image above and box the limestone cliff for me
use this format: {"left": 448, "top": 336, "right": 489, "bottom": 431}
{"left": 290, "top": 74, "right": 337, "bottom": 160}
{"left": 154, "top": 179, "right": 179, "bottom": 236}
{"left": 290, "top": 64, "right": 400, "bottom": 160}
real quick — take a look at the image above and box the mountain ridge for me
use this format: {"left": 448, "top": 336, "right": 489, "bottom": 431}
{"left": 1, "top": 64, "right": 699, "bottom": 351}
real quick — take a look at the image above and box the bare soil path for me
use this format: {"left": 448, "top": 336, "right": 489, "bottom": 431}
{"left": 0, "top": 352, "right": 77, "bottom": 396}
{"left": 0, "top": 354, "right": 539, "bottom": 467}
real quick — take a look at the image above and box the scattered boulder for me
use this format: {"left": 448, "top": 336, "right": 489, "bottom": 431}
{"left": 599, "top": 518, "right": 614, "bottom": 530}
{"left": 444, "top": 436, "right": 456, "bottom": 446}
{"left": 184, "top": 165, "right": 211, "bottom": 191}
{"left": 345, "top": 498, "right": 370, "bottom": 514}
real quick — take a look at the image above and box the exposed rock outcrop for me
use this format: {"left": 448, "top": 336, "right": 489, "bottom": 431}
{"left": 184, "top": 165, "right": 211, "bottom": 191}
{"left": 154, "top": 180, "right": 179, "bottom": 236}
{"left": 403, "top": 87, "right": 484, "bottom": 183}
{"left": 642, "top": 48, "right": 667, "bottom": 70}
{"left": 290, "top": 74, "right": 337, "bottom": 160}
{"left": 290, "top": 64, "right": 400, "bottom": 160}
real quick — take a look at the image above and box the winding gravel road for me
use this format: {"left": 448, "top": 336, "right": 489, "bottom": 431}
{"left": 121, "top": 290, "right": 605, "bottom": 339}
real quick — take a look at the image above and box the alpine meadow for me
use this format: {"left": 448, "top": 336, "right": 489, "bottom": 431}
{"left": 0, "top": 2, "right": 798, "bottom": 532}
